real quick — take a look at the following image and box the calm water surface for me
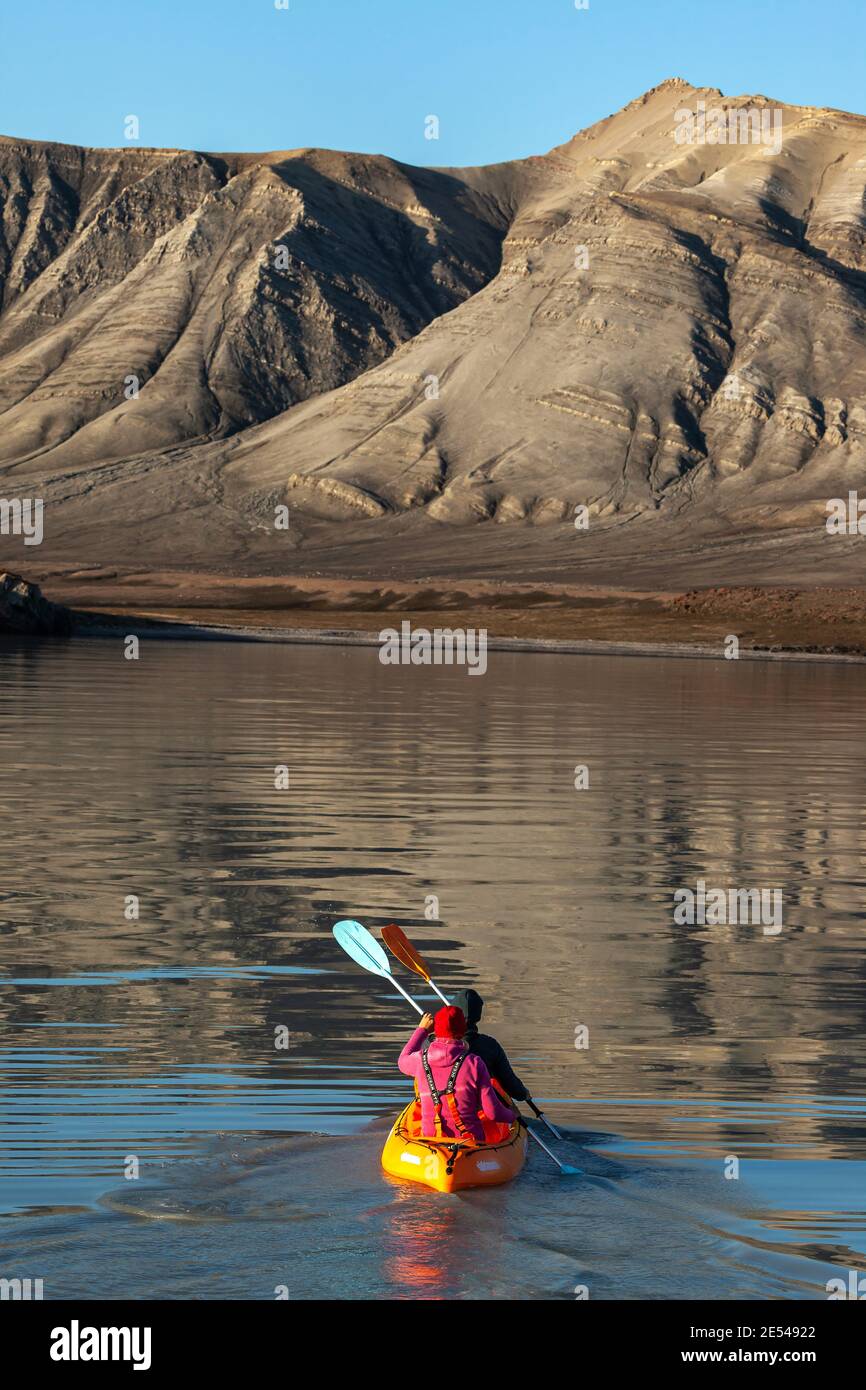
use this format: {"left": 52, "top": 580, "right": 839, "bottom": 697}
{"left": 1, "top": 637, "right": 865, "bottom": 1298}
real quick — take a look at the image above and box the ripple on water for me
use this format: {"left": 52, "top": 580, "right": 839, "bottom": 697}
{"left": 1, "top": 638, "right": 865, "bottom": 1295}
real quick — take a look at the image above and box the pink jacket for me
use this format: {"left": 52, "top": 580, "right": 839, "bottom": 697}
{"left": 398, "top": 1026, "right": 516, "bottom": 1142}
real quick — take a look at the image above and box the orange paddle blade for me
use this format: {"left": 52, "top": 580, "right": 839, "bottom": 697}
{"left": 382, "top": 924, "right": 432, "bottom": 980}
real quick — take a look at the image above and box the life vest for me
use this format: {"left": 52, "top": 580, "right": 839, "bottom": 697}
{"left": 420, "top": 1037, "right": 477, "bottom": 1145}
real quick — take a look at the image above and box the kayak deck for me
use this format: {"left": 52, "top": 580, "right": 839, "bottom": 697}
{"left": 381, "top": 1099, "right": 528, "bottom": 1193}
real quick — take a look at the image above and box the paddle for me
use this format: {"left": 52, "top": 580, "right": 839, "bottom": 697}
{"left": 332, "top": 919, "right": 424, "bottom": 1015}
{"left": 379, "top": 924, "right": 577, "bottom": 1173}
{"left": 526, "top": 1098, "right": 564, "bottom": 1143}
{"left": 381, "top": 924, "right": 450, "bottom": 1005}
{"left": 515, "top": 1110, "right": 580, "bottom": 1174}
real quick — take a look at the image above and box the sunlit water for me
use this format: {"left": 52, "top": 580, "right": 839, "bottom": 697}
{"left": 1, "top": 636, "right": 865, "bottom": 1299}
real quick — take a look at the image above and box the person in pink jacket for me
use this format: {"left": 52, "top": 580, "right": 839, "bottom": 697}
{"left": 398, "top": 1005, "right": 516, "bottom": 1143}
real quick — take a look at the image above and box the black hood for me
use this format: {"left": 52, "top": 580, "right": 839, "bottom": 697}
{"left": 451, "top": 988, "right": 483, "bottom": 1027}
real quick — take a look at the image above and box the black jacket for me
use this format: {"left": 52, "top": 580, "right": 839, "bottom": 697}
{"left": 450, "top": 988, "right": 529, "bottom": 1102}
{"left": 465, "top": 1029, "right": 529, "bottom": 1102}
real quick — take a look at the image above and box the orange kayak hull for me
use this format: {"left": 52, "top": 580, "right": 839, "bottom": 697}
{"left": 381, "top": 1100, "right": 527, "bottom": 1193}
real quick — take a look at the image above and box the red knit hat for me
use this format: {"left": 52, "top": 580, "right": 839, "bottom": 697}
{"left": 434, "top": 1005, "right": 467, "bottom": 1039}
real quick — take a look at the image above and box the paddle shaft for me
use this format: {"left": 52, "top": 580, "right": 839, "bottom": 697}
{"left": 427, "top": 978, "right": 451, "bottom": 1006}
{"left": 518, "top": 1114, "right": 578, "bottom": 1173}
{"left": 389, "top": 976, "right": 425, "bottom": 1015}
{"left": 527, "top": 1099, "right": 563, "bottom": 1142}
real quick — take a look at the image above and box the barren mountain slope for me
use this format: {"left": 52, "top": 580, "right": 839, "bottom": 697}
{"left": 3, "top": 79, "right": 866, "bottom": 584}
{"left": 211, "top": 82, "right": 866, "bottom": 529}
{"left": 0, "top": 138, "right": 514, "bottom": 469}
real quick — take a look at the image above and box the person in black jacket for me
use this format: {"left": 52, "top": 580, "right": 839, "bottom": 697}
{"left": 450, "top": 988, "right": 530, "bottom": 1104}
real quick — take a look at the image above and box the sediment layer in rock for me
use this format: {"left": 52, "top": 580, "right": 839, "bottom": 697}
{"left": 3, "top": 80, "right": 866, "bottom": 580}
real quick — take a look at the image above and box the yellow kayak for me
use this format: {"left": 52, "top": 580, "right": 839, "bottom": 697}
{"left": 381, "top": 1099, "right": 528, "bottom": 1193}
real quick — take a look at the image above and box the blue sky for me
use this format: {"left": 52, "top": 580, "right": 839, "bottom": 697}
{"left": 2, "top": 0, "right": 865, "bottom": 166}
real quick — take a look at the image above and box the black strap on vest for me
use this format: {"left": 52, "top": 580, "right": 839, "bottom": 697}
{"left": 421, "top": 1035, "right": 467, "bottom": 1104}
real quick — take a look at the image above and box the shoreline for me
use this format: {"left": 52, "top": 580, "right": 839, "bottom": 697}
{"left": 7, "top": 569, "right": 866, "bottom": 665}
{"left": 73, "top": 615, "right": 866, "bottom": 664}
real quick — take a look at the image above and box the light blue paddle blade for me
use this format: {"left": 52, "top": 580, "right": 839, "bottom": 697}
{"left": 332, "top": 920, "right": 392, "bottom": 978}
